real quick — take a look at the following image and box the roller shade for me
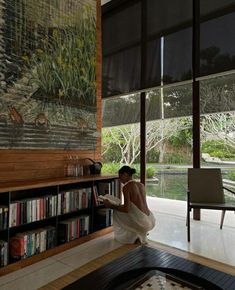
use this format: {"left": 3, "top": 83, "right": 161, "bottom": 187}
{"left": 102, "top": 0, "right": 235, "bottom": 119}
{"left": 200, "top": 12, "right": 235, "bottom": 77}
{"left": 102, "top": 0, "right": 193, "bottom": 98}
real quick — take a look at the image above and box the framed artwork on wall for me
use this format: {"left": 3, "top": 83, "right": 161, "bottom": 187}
{"left": 0, "top": 0, "right": 97, "bottom": 150}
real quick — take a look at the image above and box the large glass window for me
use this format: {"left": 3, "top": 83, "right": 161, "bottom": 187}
{"left": 146, "top": 84, "right": 192, "bottom": 201}
{"left": 200, "top": 73, "right": 235, "bottom": 204}
{"left": 102, "top": 0, "right": 193, "bottom": 96}
{"left": 163, "top": 28, "right": 192, "bottom": 84}
{"left": 199, "top": 1, "right": 235, "bottom": 76}
{"left": 147, "top": 0, "right": 192, "bottom": 37}
{"left": 102, "top": 0, "right": 141, "bottom": 97}
{"left": 102, "top": 1, "right": 141, "bottom": 55}
{"left": 146, "top": 39, "right": 161, "bottom": 88}
{"left": 103, "top": 46, "right": 141, "bottom": 98}
{"left": 102, "top": 94, "right": 141, "bottom": 177}
{"left": 102, "top": 0, "right": 235, "bottom": 204}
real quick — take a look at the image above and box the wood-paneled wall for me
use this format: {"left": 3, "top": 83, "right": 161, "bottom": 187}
{"left": 0, "top": 0, "right": 102, "bottom": 183}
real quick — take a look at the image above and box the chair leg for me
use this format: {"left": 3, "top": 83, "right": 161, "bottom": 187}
{"left": 220, "top": 210, "right": 226, "bottom": 229}
{"left": 187, "top": 208, "right": 190, "bottom": 242}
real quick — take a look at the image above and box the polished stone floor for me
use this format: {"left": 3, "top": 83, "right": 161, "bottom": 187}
{"left": 0, "top": 197, "right": 234, "bottom": 289}
{"left": 148, "top": 197, "right": 235, "bottom": 267}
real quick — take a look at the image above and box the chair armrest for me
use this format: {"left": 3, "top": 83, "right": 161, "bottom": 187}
{"left": 223, "top": 186, "right": 235, "bottom": 195}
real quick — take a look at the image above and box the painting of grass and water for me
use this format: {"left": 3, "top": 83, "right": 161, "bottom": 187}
{"left": 0, "top": 0, "right": 97, "bottom": 149}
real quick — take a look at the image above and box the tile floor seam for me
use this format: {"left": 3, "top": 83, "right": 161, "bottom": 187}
{"left": 52, "top": 246, "right": 105, "bottom": 262}
{"left": 0, "top": 260, "right": 75, "bottom": 289}
{"left": 0, "top": 260, "right": 57, "bottom": 287}
{"left": 56, "top": 259, "right": 80, "bottom": 270}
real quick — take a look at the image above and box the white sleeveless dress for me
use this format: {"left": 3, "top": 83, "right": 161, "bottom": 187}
{"left": 113, "top": 180, "right": 156, "bottom": 244}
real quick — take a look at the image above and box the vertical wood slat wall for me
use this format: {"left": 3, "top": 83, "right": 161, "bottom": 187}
{"left": 0, "top": 0, "right": 102, "bottom": 183}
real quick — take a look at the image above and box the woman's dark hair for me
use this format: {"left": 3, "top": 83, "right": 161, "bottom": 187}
{"left": 118, "top": 165, "right": 136, "bottom": 176}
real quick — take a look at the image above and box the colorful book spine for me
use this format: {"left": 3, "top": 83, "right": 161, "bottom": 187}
{"left": 0, "top": 240, "right": 8, "bottom": 267}
{"left": 10, "top": 236, "right": 24, "bottom": 259}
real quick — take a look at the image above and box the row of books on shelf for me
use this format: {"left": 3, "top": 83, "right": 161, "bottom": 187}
{"left": 58, "top": 214, "right": 90, "bottom": 243}
{"left": 1, "top": 180, "right": 118, "bottom": 230}
{"left": 10, "top": 226, "right": 56, "bottom": 261}
{"left": 8, "top": 188, "right": 92, "bottom": 228}
{"left": 9, "top": 195, "right": 58, "bottom": 227}
{"left": 0, "top": 214, "right": 91, "bottom": 267}
{"left": 58, "top": 188, "right": 92, "bottom": 215}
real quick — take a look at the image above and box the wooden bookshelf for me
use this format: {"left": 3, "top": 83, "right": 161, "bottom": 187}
{"left": 0, "top": 175, "right": 117, "bottom": 193}
{"left": 0, "top": 227, "right": 113, "bottom": 277}
{"left": 0, "top": 174, "right": 119, "bottom": 276}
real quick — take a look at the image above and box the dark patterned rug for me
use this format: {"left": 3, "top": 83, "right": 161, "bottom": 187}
{"left": 62, "top": 246, "right": 235, "bottom": 290}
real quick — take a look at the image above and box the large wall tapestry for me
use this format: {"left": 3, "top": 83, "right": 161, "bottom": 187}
{"left": 0, "top": 0, "right": 97, "bottom": 149}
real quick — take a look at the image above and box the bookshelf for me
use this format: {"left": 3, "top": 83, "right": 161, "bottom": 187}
{"left": 0, "top": 175, "right": 119, "bottom": 276}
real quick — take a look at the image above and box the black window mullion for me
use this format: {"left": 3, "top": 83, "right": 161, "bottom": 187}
{"left": 192, "top": 0, "right": 201, "bottom": 220}
{"left": 140, "top": 0, "right": 147, "bottom": 184}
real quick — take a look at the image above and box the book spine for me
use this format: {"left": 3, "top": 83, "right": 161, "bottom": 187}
{"left": 76, "top": 218, "right": 80, "bottom": 239}
{"left": 36, "top": 199, "right": 40, "bottom": 221}
{"left": 0, "top": 208, "right": 2, "bottom": 230}
{"left": 3, "top": 242, "right": 8, "bottom": 266}
{"left": 81, "top": 190, "right": 87, "bottom": 209}
{"left": 57, "top": 193, "right": 61, "bottom": 215}
{"left": 10, "top": 237, "right": 24, "bottom": 260}
{"left": 9, "top": 203, "right": 16, "bottom": 227}
{"left": 85, "top": 215, "right": 89, "bottom": 235}
{"left": 32, "top": 200, "right": 36, "bottom": 222}
{"left": 35, "top": 231, "right": 40, "bottom": 254}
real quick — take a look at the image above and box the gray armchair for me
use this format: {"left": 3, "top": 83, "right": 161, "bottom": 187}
{"left": 187, "top": 168, "right": 235, "bottom": 242}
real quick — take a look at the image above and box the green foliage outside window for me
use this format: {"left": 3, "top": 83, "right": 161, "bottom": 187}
{"left": 102, "top": 163, "right": 156, "bottom": 179}
{"left": 228, "top": 172, "right": 235, "bottom": 181}
{"left": 201, "top": 140, "right": 235, "bottom": 160}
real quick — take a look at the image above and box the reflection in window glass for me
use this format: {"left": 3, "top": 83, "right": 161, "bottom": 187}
{"left": 102, "top": 46, "right": 141, "bottom": 98}
{"left": 146, "top": 83, "right": 192, "bottom": 121}
{"left": 200, "top": 73, "right": 235, "bottom": 115}
{"left": 147, "top": 0, "right": 192, "bottom": 37}
{"left": 200, "top": 0, "right": 235, "bottom": 18}
{"left": 200, "top": 12, "right": 235, "bottom": 76}
{"left": 102, "top": 94, "right": 140, "bottom": 127}
{"left": 102, "top": 1, "right": 141, "bottom": 54}
{"left": 163, "top": 28, "right": 192, "bottom": 84}
{"left": 146, "top": 39, "right": 161, "bottom": 88}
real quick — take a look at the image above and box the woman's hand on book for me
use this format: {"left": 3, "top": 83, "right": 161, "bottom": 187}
{"left": 103, "top": 199, "right": 112, "bottom": 208}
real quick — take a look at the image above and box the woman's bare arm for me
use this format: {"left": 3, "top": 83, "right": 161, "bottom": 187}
{"left": 103, "top": 185, "right": 130, "bottom": 213}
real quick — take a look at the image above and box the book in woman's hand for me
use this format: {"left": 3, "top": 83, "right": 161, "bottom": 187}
{"left": 97, "top": 194, "right": 121, "bottom": 206}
